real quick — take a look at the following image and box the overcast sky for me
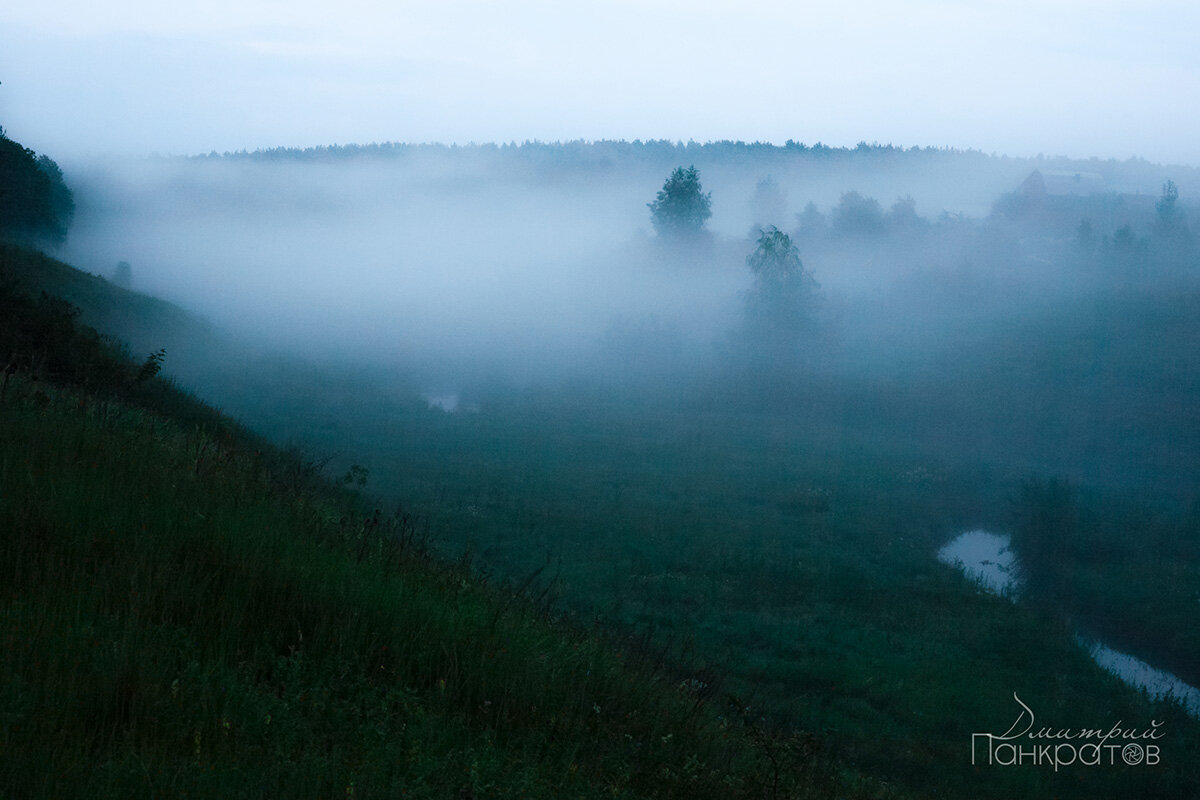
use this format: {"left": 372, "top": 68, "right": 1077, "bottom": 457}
{"left": 2, "top": 1, "right": 1199, "bottom": 165}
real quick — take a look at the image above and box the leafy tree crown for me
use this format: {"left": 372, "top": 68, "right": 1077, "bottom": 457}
{"left": 742, "top": 227, "right": 820, "bottom": 346}
{"left": 831, "top": 190, "right": 884, "bottom": 235}
{"left": 648, "top": 165, "right": 712, "bottom": 237}
{"left": 747, "top": 226, "right": 802, "bottom": 282}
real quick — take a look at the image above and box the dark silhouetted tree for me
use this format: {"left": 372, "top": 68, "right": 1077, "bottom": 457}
{"left": 743, "top": 227, "right": 819, "bottom": 349}
{"left": 0, "top": 132, "right": 74, "bottom": 244}
{"left": 648, "top": 165, "right": 712, "bottom": 238}
{"left": 1154, "top": 179, "right": 1191, "bottom": 238}
{"left": 1156, "top": 180, "right": 1180, "bottom": 227}
{"left": 747, "top": 226, "right": 802, "bottom": 282}
{"left": 1150, "top": 179, "right": 1193, "bottom": 264}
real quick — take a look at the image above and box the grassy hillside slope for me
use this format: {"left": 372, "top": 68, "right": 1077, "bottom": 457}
{"left": 4, "top": 244, "right": 1198, "bottom": 798}
{"left": 0, "top": 244, "right": 858, "bottom": 799}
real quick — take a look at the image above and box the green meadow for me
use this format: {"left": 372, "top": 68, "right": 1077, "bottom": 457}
{"left": 5, "top": 135, "right": 1200, "bottom": 797}
{"left": 4, "top": 235, "right": 1198, "bottom": 797}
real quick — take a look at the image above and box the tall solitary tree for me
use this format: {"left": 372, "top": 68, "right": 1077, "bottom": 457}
{"left": 648, "top": 165, "right": 712, "bottom": 238}
{"left": 1154, "top": 180, "right": 1190, "bottom": 236}
{"left": 1156, "top": 179, "right": 1180, "bottom": 226}
{"left": 1151, "top": 179, "right": 1192, "bottom": 258}
{"left": 747, "top": 226, "right": 803, "bottom": 283}
{"left": 743, "top": 226, "right": 819, "bottom": 346}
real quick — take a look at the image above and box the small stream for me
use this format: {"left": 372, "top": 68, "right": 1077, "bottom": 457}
{"left": 938, "top": 530, "right": 1200, "bottom": 718}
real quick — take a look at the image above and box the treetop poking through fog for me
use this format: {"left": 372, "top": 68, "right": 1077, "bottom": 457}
{"left": 648, "top": 166, "right": 712, "bottom": 239}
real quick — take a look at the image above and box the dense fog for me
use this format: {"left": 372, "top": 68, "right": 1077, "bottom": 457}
{"left": 63, "top": 149, "right": 735, "bottom": 380}
{"left": 56, "top": 144, "right": 1198, "bottom": 406}
{"left": 39, "top": 142, "right": 1199, "bottom": 503}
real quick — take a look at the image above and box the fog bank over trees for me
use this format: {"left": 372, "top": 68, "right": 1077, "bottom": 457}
{"left": 55, "top": 140, "right": 1199, "bottom": 395}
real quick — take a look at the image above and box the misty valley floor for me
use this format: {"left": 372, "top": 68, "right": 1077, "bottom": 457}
{"left": 194, "top": 354, "right": 1200, "bottom": 798}
{"left": 8, "top": 136, "right": 1200, "bottom": 795}
{"left": 24, "top": 233, "right": 1198, "bottom": 795}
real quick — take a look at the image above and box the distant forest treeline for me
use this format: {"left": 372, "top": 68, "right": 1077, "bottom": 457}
{"left": 194, "top": 138, "right": 1198, "bottom": 196}
{"left": 204, "top": 139, "right": 986, "bottom": 162}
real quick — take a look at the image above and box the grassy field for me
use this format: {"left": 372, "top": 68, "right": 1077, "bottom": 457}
{"left": 273, "top": 378, "right": 1200, "bottom": 798}
{"left": 4, "top": 242, "right": 1199, "bottom": 796}
{"left": 1, "top": 245, "right": 869, "bottom": 799}
{"left": 197, "top": 262, "right": 1200, "bottom": 795}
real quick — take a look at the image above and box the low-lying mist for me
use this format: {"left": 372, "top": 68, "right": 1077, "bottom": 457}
{"left": 52, "top": 141, "right": 1200, "bottom": 500}
{"left": 53, "top": 147, "right": 1063, "bottom": 377}
{"left": 62, "top": 151, "right": 759, "bottom": 385}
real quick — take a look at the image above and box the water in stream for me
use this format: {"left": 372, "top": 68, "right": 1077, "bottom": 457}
{"left": 938, "top": 530, "right": 1200, "bottom": 717}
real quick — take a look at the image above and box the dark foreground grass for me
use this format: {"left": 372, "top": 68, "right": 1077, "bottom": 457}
{"left": 156, "top": 334, "right": 1200, "bottom": 796}
{"left": 0, "top": 242, "right": 859, "bottom": 800}
{"left": 0, "top": 373, "right": 872, "bottom": 799}
{"left": 342, "top": 393, "right": 1200, "bottom": 799}
{"left": 5, "top": 243, "right": 1199, "bottom": 797}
